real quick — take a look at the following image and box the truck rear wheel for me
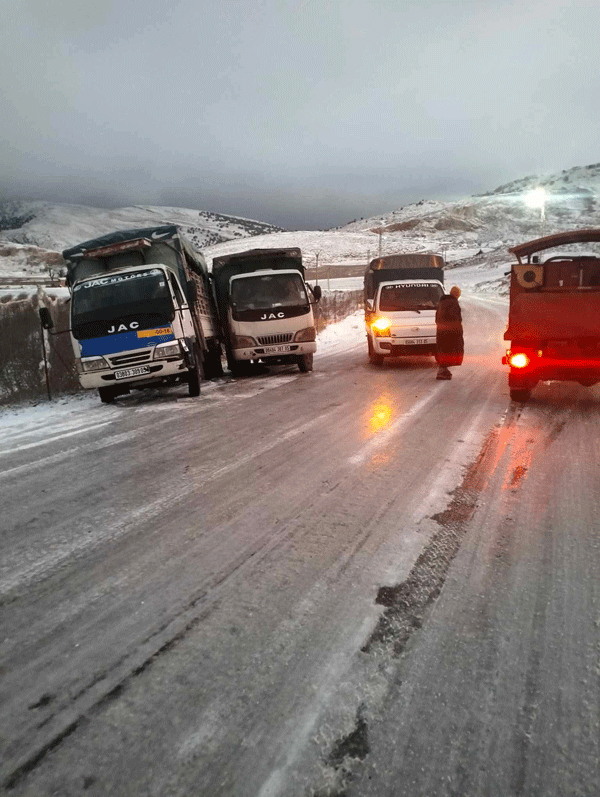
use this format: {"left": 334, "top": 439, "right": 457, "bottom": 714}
{"left": 187, "top": 345, "right": 202, "bottom": 397}
{"left": 211, "top": 343, "right": 224, "bottom": 378}
{"left": 298, "top": 353, "right": 313, "bottom": 372}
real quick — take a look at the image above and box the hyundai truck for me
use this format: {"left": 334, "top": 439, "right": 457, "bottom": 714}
{"left": 364, "top": 253, "right": 445, "bottom": 365}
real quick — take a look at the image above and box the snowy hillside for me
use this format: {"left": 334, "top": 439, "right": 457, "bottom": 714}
{"left": 205, "top": 162, "right": 600, "bottom": 277}
{"left": 0, "top": 201, "right": 284, "bottom": 279}
{"left": 0, "top": 242, "right": 64, "bottom": 279}
{"left": 341, "top": 163, "right": 600, "bottom": 258}
{"left": 203, "top": 229, "right": 412, "bottom": 273}
{"left": 483, "top": 162, "right": 600, "bottom": 197}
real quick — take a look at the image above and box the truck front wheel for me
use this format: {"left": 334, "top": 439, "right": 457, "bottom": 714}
{"left": 367, "top": 336, "right": 384, "bottom": 366}
{"left": 226, "top": 348, "right": 247, "bottom": 377}
{"left": 99, "top": 386, "right": 117, "bottom": 404}
{"left": 298, "top": 353, "right": 313, "bottom": 373}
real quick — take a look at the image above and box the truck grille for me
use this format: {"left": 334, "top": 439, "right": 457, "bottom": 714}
{"left": 108, "top": 350, "right": 153, "bottom": 367}
{"left": 257, "top": 333, "right": 293, "bottom": 345}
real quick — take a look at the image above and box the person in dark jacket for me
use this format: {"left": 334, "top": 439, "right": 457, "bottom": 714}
{"left": 435, "top": 286, "right": 463, "bottom": 380}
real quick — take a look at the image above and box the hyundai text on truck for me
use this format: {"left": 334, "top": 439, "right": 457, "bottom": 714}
{"left": 364, "top": 253, "right": 445, "bottom": 365}
{"left": 503, "top": 228, "right": 600, "bottom": 402}
{"left": 59, "top": 225, "right": 223, "bottom": 403}
{"left": 211, "top": 247, "right": 321, "bottom": 375}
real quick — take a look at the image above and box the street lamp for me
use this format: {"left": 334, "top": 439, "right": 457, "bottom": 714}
{"left": 524, "top": 187, "right": 547, "bottom": 235}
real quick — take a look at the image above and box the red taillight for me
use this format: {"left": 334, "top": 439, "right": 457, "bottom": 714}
{"left": 509, "top": 353, "right": 530, "bottom": 369}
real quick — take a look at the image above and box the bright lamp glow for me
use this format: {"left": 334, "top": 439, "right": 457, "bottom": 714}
{"left": 524, "top": 187, "right": 547, "bottom": 209}
{"left": 371, "top": 317, "right": 391, "bottom": 332}
{"left": 510, "top": 353, "right": 530, "bottom": 368}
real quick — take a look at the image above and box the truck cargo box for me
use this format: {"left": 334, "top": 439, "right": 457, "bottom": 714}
{"left": 504, "top": 229, "right": 600, "bottom": 401}
{"left": 364, "top": 254, "right": 444, "bottom": 301}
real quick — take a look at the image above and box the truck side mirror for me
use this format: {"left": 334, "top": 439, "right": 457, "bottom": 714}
{"left": 365, "top": 299, "right": 374, "bottom": 311}
{"left": 39, "top": 307, "right": 54, "bottom": 330}
{"left": 187, "top": 280, "right": 197, "bottom": 302}
{"left": 312, "top": 285, "right": 322, "bottom": 301}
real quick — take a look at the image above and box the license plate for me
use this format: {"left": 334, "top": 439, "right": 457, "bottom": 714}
{"left": 404, "top": 339, "right": 428, "bottom": 345}
{"left": 114, "top": 365, "right": 151, "bottom": 380}
{"left": 263, "top": 345, "right": 292, "bottom": 354}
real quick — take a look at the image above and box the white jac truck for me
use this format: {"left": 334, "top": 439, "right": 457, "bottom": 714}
{"left": 364, "top": 253, "right": 445, "bottom": 365}
{"left": 211, "top": 247, "right": 321, "bottom": 375}
{"left": 56, "top": 225, "right": 223, "bottom": 403}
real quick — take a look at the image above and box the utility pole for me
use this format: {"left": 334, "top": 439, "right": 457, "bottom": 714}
{"left": 37, "top": 287, "right": 52, "bottom": 401}
{"left": 315, "top": 251, "right": 321, "bottom": 285}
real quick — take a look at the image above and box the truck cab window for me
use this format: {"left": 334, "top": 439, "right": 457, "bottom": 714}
{"left": 231, "top": 274, "right": 307, "bottom": 311}
{"left": 379, "top": 284, "right": 443, "bottom": 312}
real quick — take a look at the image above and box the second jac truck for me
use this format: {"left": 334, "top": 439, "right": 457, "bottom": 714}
{"left": 211, "top": 247, "right": 321, "bottom": 375}
{"left": 59, "top": 225, "right": 223, "bottom": 403}
{"left": 364, "top": 253, "right": 445, "bottom": 365}
{"left": 503, "top": 228, "right": 600, "bottom": 401}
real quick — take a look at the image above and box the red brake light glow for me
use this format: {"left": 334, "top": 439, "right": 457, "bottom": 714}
{"left": 509, "top": 353, "right": 530, "bottom": 369}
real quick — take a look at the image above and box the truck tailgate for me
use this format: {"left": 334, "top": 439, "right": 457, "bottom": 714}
{"left": 505, "top": 292, "right": 600, "bottom": 340}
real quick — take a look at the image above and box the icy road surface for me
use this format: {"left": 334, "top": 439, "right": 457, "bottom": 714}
{"left": 1, "top": 294, "right": 599, "bottom": 796}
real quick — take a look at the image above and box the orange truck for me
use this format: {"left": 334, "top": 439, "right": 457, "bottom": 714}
{"left": 503, "top": 229, "right": 600, "bottom": 401}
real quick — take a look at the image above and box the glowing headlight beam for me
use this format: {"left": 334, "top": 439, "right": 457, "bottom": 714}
{"left": 371, "top": 317, "right": 391, "bottom": 332}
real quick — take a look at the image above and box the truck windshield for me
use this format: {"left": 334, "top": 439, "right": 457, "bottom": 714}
{"left": 379, "top": 284, "right": 443, "bottom": 312}
{"left": 71, "top": 269, "right": 174, "bottom": 338}
{"left": 231, "top": 273, "right": 308, "bottom": 311}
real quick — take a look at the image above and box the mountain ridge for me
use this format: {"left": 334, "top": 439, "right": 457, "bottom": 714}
{"left": 2, "top": 161, "right": 600, "bottom": 281}
{"left": 0, "top": 201, "right": 285, "bottom": 254}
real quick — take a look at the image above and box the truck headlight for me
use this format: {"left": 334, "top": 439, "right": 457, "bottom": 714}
{"left": 231, "top": 335, "right": 257, "bottom": 348}
{"left": 81, "top": 356, "right": 108, "bottom": 373}
{"left": 154, "top": 341, "right": 181, "bottom": 359}
{"left": 371, "top": 317, "right": 391, "bottom": 337}
{"left": 294, "top": 326, "right": 316, "bottom": 342}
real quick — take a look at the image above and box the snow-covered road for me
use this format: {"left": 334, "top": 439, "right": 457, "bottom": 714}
{"left": 2, "top": 294, "right": 599, "bottom": 796}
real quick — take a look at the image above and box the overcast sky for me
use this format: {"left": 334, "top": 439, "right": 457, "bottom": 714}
{"left": 2, "top": 0, "right": 599, "bottom": 229}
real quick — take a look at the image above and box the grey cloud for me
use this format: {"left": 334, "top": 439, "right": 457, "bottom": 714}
{"left": 2, "top": 0, "right": 600, "bottom": 229}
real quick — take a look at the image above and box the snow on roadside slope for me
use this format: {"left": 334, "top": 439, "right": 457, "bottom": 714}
{"left": 0, "top": 309, "right": 367, "bottom": 433}
{"left": 316, "top": 309, "right": 364, "bottom": 354}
